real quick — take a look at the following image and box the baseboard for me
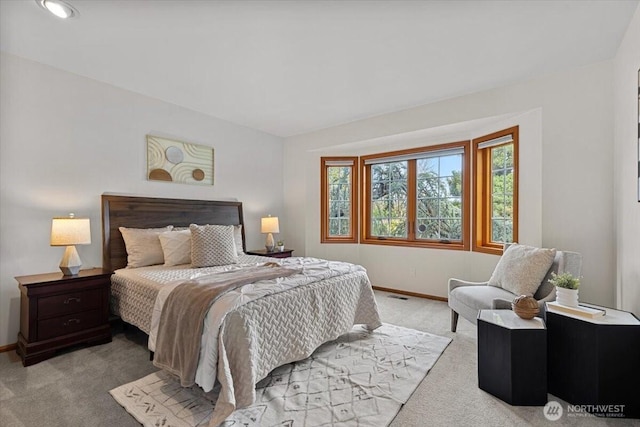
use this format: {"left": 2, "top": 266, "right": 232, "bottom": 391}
{"left": 372, "top": 286, "right": 448, "bottom": 302}
{"left": 0, "top": 343, "right": 17, "bottom": 353}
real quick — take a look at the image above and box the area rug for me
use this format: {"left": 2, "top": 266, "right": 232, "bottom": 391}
{"left": 110, "top": 323, "right": 451, "bottom": 427}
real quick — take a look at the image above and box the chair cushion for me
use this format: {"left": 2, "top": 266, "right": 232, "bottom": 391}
{"left": 450, "top": 285, "right": 517, "bottom": 313}
{"left": 488, "top": 244, "right": 556, "bottom": 297}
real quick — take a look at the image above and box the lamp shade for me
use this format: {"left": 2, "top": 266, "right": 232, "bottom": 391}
{"left": 261, "top": 216, "right": 280, "bottom": 234}
{"left": 50, "top": 215, "right": 91, "bottom": 246}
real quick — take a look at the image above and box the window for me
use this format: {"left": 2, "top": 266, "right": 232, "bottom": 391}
{"left": 473, "top": 126, "right": 519, "bottom": 255}
{"left": 361, "top": 141, "right": 470, "bottom": 250}
{"left": 321, "top": 157, "right": 358, "bottom": 243}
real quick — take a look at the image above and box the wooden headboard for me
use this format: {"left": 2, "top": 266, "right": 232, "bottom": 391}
{"left": 101, "top": 194, "right": 246, "bottom": 272}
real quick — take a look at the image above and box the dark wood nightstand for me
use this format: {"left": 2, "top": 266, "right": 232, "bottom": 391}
{"left": 16, "top": 268, "right": 112, "bottom": 366}
{"left": 246, "top": 248, "right": 294, "bottom": 258}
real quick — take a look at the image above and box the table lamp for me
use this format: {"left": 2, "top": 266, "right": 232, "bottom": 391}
{"left": 50, "top": 213, "right": 91, "bottom": 276}
{"left": 261, "top": 216, "right": 279, "bottom": 252}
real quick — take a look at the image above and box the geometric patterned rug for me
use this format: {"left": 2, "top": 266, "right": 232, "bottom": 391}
{"left": 110, "top": 323, "right": 451, "bottom": 427}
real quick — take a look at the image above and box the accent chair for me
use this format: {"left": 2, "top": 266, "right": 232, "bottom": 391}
{"left": 448, "top": 244, "right": 582, "bottom": 332}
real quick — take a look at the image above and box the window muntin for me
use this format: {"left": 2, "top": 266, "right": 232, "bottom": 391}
{"left": 361, "top": 141, "right": 470, "bottom": 250}
{"left": 321, "top": 157, "right": 358, "bottom": 243}
{"left": 473, "top": 127, "right": 519, "bottom": 254}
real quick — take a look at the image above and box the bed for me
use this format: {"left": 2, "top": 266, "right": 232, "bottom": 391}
{"left": 102, "top": 194, "right": 381, "bottom": 425}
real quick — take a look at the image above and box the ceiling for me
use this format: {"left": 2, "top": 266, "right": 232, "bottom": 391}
{"left": 1, "top": 1, "right": 637, "bottom": 137}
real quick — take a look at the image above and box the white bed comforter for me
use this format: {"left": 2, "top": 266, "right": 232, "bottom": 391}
{"left": 146, "top": 257, "right": 381, "bottom": 425}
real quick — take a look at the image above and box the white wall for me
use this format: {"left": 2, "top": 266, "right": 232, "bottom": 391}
{"left": 284, "top": 60, "right": 616, "bottom": 308}
{"left": 299, "top": 109, "right": 542, "bottom": 297}
{"left": 614, "top": 5, "right": 640, "bottom": 316}
{"left": 0, "top": 53, "right": 285, "bottom": 347}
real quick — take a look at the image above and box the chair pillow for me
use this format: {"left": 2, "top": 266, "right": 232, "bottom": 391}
{"left": 488, "top": 244, "right": 556, "bottom": 297}
{"left": 119, "top": 226, "right": 173, "bottom": 268}
{"left": 190, "top": 224, "right": 238, "bottom": 267}
{"left": 159, "top": 229, "right": 191, "bottom": 266}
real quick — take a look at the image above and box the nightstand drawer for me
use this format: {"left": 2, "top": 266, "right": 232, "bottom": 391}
{"left": 16, "top": 268, "right": 112, "bottom": 366}
{"left": 265, "top": 251, "right": 292, "bottom": 258}
{"left": 37, "top": 309, "right": 103, "bottom": 340}
{"left": 37, "top": 289, "right": 101, "bottom": 318}
{"left": 246, "top": 249, "right": 294, "bottom": 258}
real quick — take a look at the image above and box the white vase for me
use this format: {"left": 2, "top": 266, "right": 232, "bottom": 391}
{"left": 556, "top": 287, "right": 579, "bottom": 307}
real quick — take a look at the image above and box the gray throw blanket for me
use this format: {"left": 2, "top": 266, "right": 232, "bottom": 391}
{"left": 153, "top": 264, "right": 301, "bottom": 387}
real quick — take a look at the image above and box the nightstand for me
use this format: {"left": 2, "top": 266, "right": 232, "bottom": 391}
{"left": 16, "top": 268, "right": 112, "bottom": 366}
{"left": 246, "top": 248, "right": 294, "bottom": 258}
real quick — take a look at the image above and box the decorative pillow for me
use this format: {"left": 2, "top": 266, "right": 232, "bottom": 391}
{"left": 190, "top": 224, "right": 238, "bottom": 267}
{"left": 488, "top": 244, "right": 556, "bottom": 297}
{"left": 159, "top": 230, "right": 191, "bottom": 266}
{"left": 119, "top": 226, "right": 173, "bottom": 268}
{"left": 233, "top": 225, "right": 244, "bottom": 255}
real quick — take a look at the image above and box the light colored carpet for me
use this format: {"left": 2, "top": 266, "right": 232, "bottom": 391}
{"left": 110, "top": 323, "right": 451, "bottom": 427}
{"left": 1, "top": 290, "right": 637, "bottom": 426}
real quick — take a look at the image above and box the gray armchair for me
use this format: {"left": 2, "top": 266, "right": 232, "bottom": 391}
{"left": 448, "top": 244, "right": 582, "bottom": 332}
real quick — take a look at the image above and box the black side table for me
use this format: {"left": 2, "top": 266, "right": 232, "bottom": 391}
{"left": 546, "top": 303, "right": 640, "bottom": 418}
{"left": 477, "top": 309, "right": 547, "bottom": 406}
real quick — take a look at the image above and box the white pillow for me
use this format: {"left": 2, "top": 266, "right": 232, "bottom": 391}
{"left": 488, "top": 244, "right": 556, "bottom": 296}
{"left": 233, "top": 225, "right": 244, "bottom": 255}
{"left": 190, "top": 224, "right": 238, "bottom": 267}
{"left": 119, "top": 226, "right": 173, "bottom": 268}
{"left": 159, "top": 230, "right": 191, "bottom": 266}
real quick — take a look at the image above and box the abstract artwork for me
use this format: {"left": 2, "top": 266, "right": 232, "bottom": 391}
{"left": 147, "top": 135, "right": 214, "bottom": 185}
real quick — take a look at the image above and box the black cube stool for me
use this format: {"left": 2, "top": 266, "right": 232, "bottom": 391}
{"left": 477, "top": 309, "right": 547, "bottom": 406}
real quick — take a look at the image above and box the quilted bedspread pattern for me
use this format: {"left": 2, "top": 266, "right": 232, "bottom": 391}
{"left": 112, "top": 257, "right": 381, "bottom": 426}
{"left": 215, "top": 269, "right": 381, "bottom": 425}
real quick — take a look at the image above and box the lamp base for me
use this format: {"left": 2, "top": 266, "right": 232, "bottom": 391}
{"left": 60, "top": 265, "right": 81, "bottom": 276}
{"left": 265, "top": 232, "right": 275, "bottom": 252}
{"left": 59, "top": 245, "right": 82, "bottom": 276}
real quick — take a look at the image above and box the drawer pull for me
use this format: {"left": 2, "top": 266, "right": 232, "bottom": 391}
{"left": 63, "top": 297, "right": 81, "bottom": 305}
{"left": 63, "top": 318, "right": 81, "bottom": 326}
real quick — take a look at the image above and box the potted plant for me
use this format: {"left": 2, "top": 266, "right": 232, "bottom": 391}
{"left": 548, "top": 272, "right": 580, "bottom": 307}
{"left": 276, "top": 240, "right": 285, "bottom": 252}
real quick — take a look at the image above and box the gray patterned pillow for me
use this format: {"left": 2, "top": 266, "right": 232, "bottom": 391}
{"left": 488, "top": 244, "right": 556, "bottom": 296}
{"left": 190, "top": 224, "right": 238, "bottom": 267}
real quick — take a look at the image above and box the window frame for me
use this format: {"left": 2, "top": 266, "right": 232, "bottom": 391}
{"left": 320, "top": 157, "right": 359, "bottom": 243}
{"left": 473, "top": 126, "right": 519, "bottom": 255}
{"left": 359, "top": 141, "right": 471, "bottom": 250}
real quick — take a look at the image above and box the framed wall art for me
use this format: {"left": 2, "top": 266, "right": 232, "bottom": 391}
{"left": 147, "top": 135, "right": 214, "bottom": 186}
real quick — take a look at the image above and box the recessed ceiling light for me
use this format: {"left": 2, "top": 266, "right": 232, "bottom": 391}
{"left": 36, "top": 0, "right": 78, "bottom": 19}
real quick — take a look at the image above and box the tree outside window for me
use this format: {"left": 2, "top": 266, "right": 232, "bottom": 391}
{"left": 321, "top": 157, "right": 358, "bottom": 243}
{"left": 473, "top": 126, "right": 519, "bottom": 255}
{"left": 361, "top": 141, "right": 470, "bottom": 250}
